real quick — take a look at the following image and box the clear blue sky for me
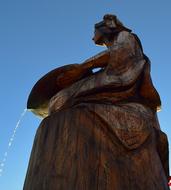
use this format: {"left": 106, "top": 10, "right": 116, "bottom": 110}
{"left": 0, "top": 0, "right": 170, "bottom": 189}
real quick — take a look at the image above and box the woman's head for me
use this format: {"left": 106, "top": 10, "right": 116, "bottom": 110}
{"left": 92, "top": 14, "right": 131, "bottom": 46}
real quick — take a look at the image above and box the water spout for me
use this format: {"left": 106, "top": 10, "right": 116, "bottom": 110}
{"left": 0, "top": 108, "right": 27, "bottom": 177}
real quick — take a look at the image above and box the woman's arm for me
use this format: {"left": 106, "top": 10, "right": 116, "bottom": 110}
{"left": 81, "top": 50, "right": 109, "bottom": 70}
{"left": 55, "top": 50, "right": 110, "bottom": 89}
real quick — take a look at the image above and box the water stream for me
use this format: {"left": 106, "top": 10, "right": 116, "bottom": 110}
{"left": 0, "top": 108, "right": 27, "bottom": 177}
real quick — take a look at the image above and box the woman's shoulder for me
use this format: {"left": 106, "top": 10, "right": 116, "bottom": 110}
{"left": 113, "top": 31, "right": 135, "bottom": 46}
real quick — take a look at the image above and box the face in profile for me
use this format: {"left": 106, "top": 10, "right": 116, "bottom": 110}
{"left": 92, "top": 28, "right": 105, "bottom": 46}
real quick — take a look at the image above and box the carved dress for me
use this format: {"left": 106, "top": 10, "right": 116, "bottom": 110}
{"left": 24, "top": 31, "right": 169, "bottom": 190}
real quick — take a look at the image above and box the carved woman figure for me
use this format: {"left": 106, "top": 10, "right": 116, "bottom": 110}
{"left": 24, "top": 15, "right": 169, "bottom": 190}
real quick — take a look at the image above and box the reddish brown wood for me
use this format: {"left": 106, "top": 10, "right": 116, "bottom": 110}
{"left": 24, "top": 14, "right": 169, "bottom": 190}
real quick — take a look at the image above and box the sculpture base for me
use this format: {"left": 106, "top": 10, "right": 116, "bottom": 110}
{"left": 24, "top": 103, "right": 169, "bottom": 190}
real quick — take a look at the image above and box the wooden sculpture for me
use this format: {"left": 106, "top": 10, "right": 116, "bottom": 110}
{"left": 24, "top": 14, "right": 169, "bottom": 190}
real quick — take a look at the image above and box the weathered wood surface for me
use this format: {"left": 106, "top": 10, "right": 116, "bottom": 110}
{"left": 27, "top": 64, "right": 93, "bottom": 117}
{"left": 24, "top": 14, "right": 169, "bottom": 190}
{"left": 24, "top": 103, "right": 169, "bottom": 190}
